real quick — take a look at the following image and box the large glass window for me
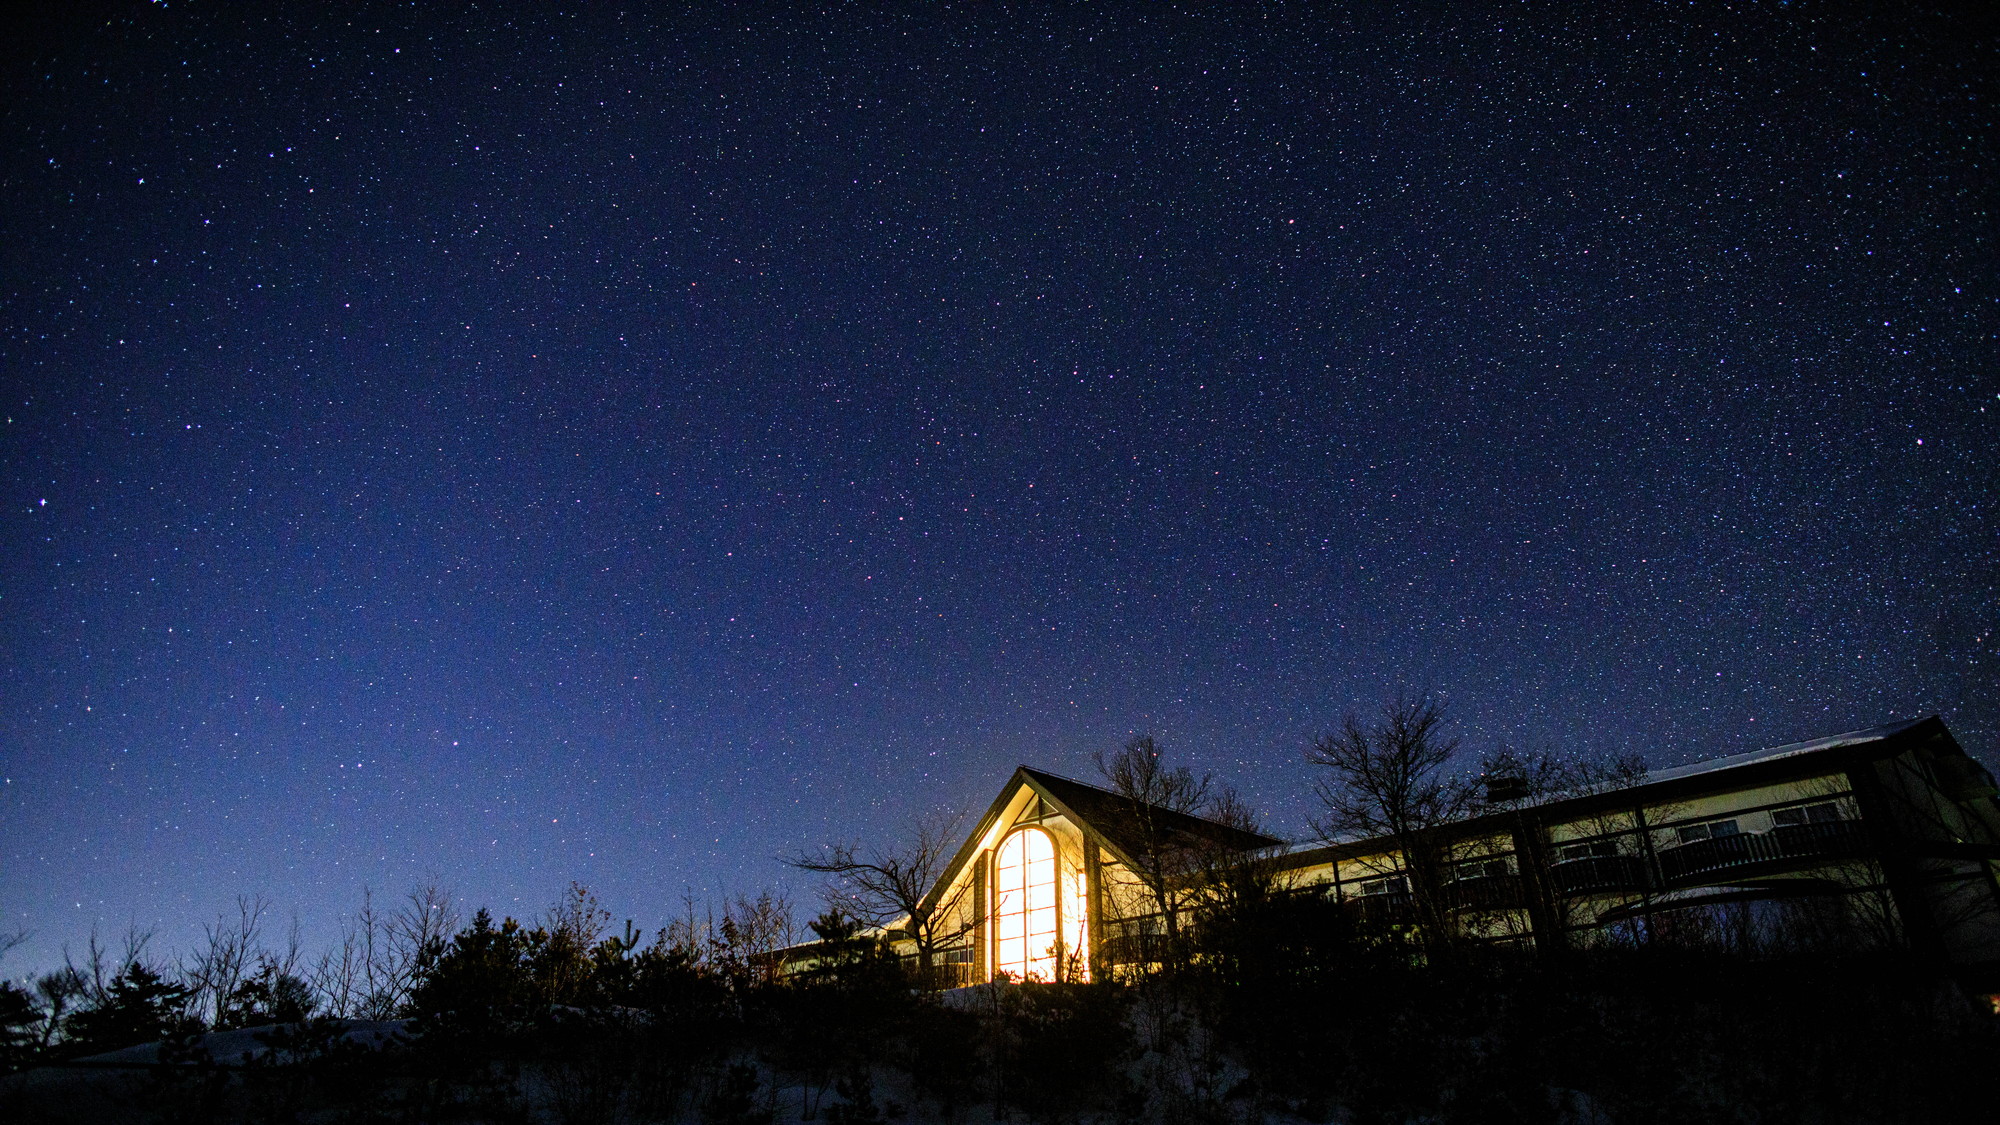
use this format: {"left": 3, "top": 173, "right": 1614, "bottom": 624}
{"left": 993, "top": 827, "right": 1059, "bottom": 981}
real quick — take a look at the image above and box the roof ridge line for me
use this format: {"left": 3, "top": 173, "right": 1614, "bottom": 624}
{"left": 1020, "top": 764, "right": 1282, "bottom": 842}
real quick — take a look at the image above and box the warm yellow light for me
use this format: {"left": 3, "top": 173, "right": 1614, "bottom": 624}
{"left": 994, "top": 827, "right": 1058, "bottom": 980}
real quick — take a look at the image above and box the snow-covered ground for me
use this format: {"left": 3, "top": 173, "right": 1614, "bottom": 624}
{"left": 61, "top": 1018, "right": 410, "bottom": 1069}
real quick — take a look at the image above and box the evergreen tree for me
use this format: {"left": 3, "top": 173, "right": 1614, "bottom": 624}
{"left": 63, "top": 961, "right": 194, "bottom": 1055}
{"left": 0, "top": 981, "right": 41, "bottom": 1071}
{"left": 824, "top": 1070, "right": 888, "bottom": 1125}
{"left": 904, "top": 1002, "right": 983, "bottom": 1118}
{"left": 405, "top": 908, "right": 534, "bottom": 1041}
{"left": 219, "top": 955, "right": 318, "bottom": 1028}
{"left": 703, "top": 1062, "right": 774, "bottom": 1125}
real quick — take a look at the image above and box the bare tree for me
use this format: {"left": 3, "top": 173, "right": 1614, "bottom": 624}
{"left": 1481, "top": 748, "right": 1679, "bottom": 951}
{"left": 66, "top": 926, "right": 157, "bottom": 1010}
{"left": 311, "top": 890, "right": 388, "bottom": 1020}
{"left": 379, "top": 883, "right": 459, "bottom": 1016}
{"left": 1095, "top": 736, "right": 1246, "bottom": 969}
{"left": 1306, "top": 694, "right": 1475, "bottom": 955}
{"left": 1097, "top": 736, "right": 1213, "bottom": 819}
{"left": 658, "top": 887, "right": 796, "bottom": 983}
{"left": 788, "top": 811, "right": 971, "bottom": 985}
{"left": 31, "top": 968, "right": 88, "bottom": 1049}
{"left": 185, "top": 895, "right": 270, "bottom": 1028}
{"left": 721, "top": 890, "right": 797, "bottom": 982}
{"left": 545, "top": 882, "right": 612, "bottom": 949}
{"left": 311, "top": 926, "right": 368, "bottom": 1019}
{"left": 310, "top": 883, "right": 459, "bottom": 1019}
{"left": 662, "top": 888, "right": 710, "bottom": 963}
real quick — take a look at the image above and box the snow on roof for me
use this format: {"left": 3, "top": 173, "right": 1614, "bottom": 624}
{"left": 1638, "top": 715, "right": 1930, "bottom": 788}
{"left": 1268, "top": 716, "right": 1934, "bottom": 854}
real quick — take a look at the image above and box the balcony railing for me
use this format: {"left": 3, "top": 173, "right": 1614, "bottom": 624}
{"left": 1656, "top": 820, "right": 1866, "bottom": 883}
{"left": 1447, "top": 873, "right": 1524, "bottom": 911}
{"left": 1100, "top": 931, "right": 1165, "bottom": 966}
{"left": 1771, "top": 819, "right": 1867, "bottom": 861}
{"left": 900, "top": 953, "right": 976, "bottom": 989}
{"left": 1343, "top": 892, "right": 1415, "bottom": 927}
{"left": 1549, "top": 854, "right": 1649, "bottom": 896}
{"left": 1657, "top": 832, "right": 1777, "bottom": 881}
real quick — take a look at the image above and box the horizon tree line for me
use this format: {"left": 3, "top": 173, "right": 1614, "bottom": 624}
{"left": 5, "top": 691, "right": 1785, "bottom": 1067}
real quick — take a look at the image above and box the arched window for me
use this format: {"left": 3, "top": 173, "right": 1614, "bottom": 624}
{"left": 992, "top": 826, "right": 1059, "bottom": 981}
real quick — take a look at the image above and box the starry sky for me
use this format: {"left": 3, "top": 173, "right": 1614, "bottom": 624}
{"left": 2, "top": 3, "right": 1994, "bottom": 975}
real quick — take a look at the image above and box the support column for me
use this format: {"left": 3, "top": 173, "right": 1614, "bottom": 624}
{"left": 1848, "top": 760, "right": 1947, "bottom": 965}
{"left": 1508, "top": 810, "right": 1566, "bottom": 957}
{"left": 971, "top": 850, "right": 989, "bottom": 983}
{"left": 1085, "top": 839, "right": 1104, "bottom": 981}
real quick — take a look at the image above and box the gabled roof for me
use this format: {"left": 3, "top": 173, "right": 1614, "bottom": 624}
{"left": 1020, "top": 767, "right": 1282, "bottom": 862}
{"left": 919, "top": 765, "right": 1283, "bottom": 916}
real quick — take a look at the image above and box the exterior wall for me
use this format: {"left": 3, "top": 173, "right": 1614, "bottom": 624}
{"left": 1864, "top": 744, "right": 2000, "bottom": 967}
{"left": 927, "top": 783, "right": 1098, "bottom": 983}
{"left": 1538, "top": 771, "right": 1895, "bottom": 951}
{"left": 1256, "top": 748, "right": 2000, "bottom": 970}
{"left": 882, "top": 719, "right": 2000, "bottom": 989}
{"left": 1092, "top": 854, "right": 1175, "bottom": 970}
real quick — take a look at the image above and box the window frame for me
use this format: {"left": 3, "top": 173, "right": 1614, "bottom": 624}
{"left": 991, "top": 825, "right": 1062, "bottom": 982}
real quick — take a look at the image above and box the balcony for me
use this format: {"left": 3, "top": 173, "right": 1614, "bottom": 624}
{"left": 1343, "top": 892, "right": 1415, "bottom": 927}
{"left": 1772, "top": 818, "right": 1867, "bottom": 861}
{"left": 901, "top": 952, "right": 976, "bottom": 989}
{"left": 1100, "top": 930, "right": 1165, "bottom": 967}
{"left": 922, "top": 960, "right": 976, "bottom": 989}
{"left": 1656, "top": 820, "right": 1866, "bottom": 884}
{"left": 1447, "top": 873, "right": 1524, "bottom": 911}
{"left": 1550, "top": 854, "right": 1649, "bottom": 896}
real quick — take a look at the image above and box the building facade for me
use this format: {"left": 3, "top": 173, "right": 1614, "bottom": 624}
{"left": 899, "top": 716, "right": 2000, "bottom": 986}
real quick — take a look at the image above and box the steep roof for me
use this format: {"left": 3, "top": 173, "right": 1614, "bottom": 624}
{"left": 1019, "top": 767, "right": 1283, "bottom": 862}
{"left": 919, "top": 765, "right": 1283, "bottom": 916}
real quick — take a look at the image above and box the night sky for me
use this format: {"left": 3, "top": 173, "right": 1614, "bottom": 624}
{"left": 3, "top": 3, "right": 1994, "bottom": 975}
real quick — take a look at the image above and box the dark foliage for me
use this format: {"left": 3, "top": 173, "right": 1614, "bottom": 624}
{"left": 218, "top": 956, "right": 317, "bottom": 1030}
{"left": 0, "top": 981, "right": 38, "bottom": 1072}
{"left": 13, "top": 872, "right": 1997, "bottom": 1124}
{"left": 902, "top": 1002, "right": 983, "bottom": 1118}
{"left": 703, "top": 1062, "right": 774, "bottom": 1125}
{"left": 404, "top": 907, "right": 537, "bottom": 1048}
{"left": 994, "top": 982, "right": 1136, "bottom": 1125}
{"left": 760, "top": 911, "right": 914, "bottom": 1120}
{"left": 823, "top": 1070, "right": 892, "bottom": 1125}
{"left": 62, "top": 960, "right": 195, "bottom": 1056}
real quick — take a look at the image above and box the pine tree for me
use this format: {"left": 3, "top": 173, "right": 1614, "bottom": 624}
{"left": 0, "top": 981, "right": 41, "bottom": 1071}
{"left": 703, "top": 1062, "right": 774, "bottom": 1125}
{"left": 405, "top": 908, "right": 534, "bottom": 1042}
{"left": 824, "top": 1070, "right": 888, "bottom": 1125}
{"left": 63, "top": 961, "right": 194, "bottom": 1055}
{"left": 219, "top": 956, "right": 318, "bottom": 1029}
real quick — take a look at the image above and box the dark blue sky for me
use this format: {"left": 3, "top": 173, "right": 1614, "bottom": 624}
{"left": 3, "top": 3, "right": 1994, "bottom": 975}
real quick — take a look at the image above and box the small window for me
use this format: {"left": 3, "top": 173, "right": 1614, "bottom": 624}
{"left": 1559, "top": 840, "right": 1621, "bottom": 862}
{"left": 1675, "top": 819, "right": 1740, "bottom": 845}
{"left": 1456, "top": 858, "right": 1511, "bottom": 880}
{"left": 1359, "top": 875, "right": 1409, "bottom": 897}
{"left": 1772, "top": 802, "right": 1842, "bottom": 827}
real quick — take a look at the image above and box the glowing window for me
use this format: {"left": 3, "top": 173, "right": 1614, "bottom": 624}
{"left": 993, "top": 826, "right": 1058, "bottom": 981}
